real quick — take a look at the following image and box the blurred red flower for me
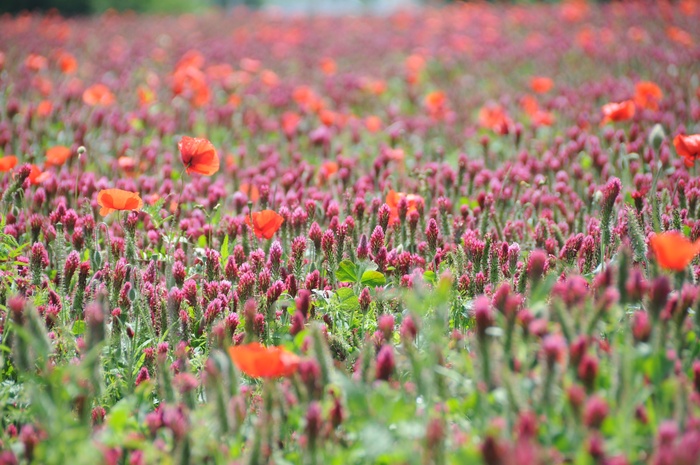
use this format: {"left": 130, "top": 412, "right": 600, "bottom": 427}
{"left": 650, "top": 231, "right": 700, "bottom": 271}
{"left": 673, "top": 133, "right": 700, "bottom": 167}
{"left": 246, "top": 210, "right": 284, "bottom": 239}
{"left": 228, "top": 342, "right": 300, "bottom": 378}
{"left": 601, "top": 100, "right": 635, "bottom": 125}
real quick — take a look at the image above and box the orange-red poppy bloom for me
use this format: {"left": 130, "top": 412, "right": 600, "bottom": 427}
{"left": 57, "top": 51, "right": 77, "bottom": 74}
{"left": 137, "top": 86, "right": 155, "bottom": 107}
{"left": 601, "top": 100, "right": 635, "bottom": 125}
{"left": 36, "top": 100, "right": 53, "bottom": 118}
{"left": 25, "top": 53, "right": 48, "bottom": 72}
{"left": 319, "top": 161, "right": 339, "bottom": 184}
{"left": 245, "top": 210, "right": 284, "bottom": 239}
{"left": 365, "top": 115, "right": 382, "bottom": 133}
{"left": 673, "top": 134, "right": 700, "bottom": 167}
{"left": 320, "top": 57, "right": 337, "bottom": 76}
{"left": 634, "top": 81, "right": 663, "bottom": 111}
{"left": 178, "top": 136, "right": 219, "bottom": 176}
{"left": 281, "top": 111, "right": 302, "bottom": 138}
{"left": 28, "top": 165, "right": 49, "bottom": 185}
{"left": 0, "top": 155, "right": 18, "bottom": 172}
{"left": 386, "top": 190, "right": 422, "bottom": 226}
{"left": 83, "top": 84, "right": 115, "bottom": 107}
{"left": 118, "top": 156, "right": 137, "bottom": 171}
{"left": 97, "top": 189, "right": 144, "bottom": 216}
{"left": 228, "top": 342, "right": 300, "bottom": 378}
{"left": 424, "top": 91, "right": 448, "bottom": 119}
{"left": 46, "top": 146, "right": 71, "bottom": 167}
{"left": 478, "top": 104, "right": 512, "bottom": 135}
{"left": 239, "top": 183, "right": 260, "bottom": 202}
{"left": 650, "top": 231, "right": 700, "bottom": 271}
{"left": 667, "top": 26, "right": 693, "bottom": 47}
{"left": 530, "top": 76, "right": 554, "bottom": 94}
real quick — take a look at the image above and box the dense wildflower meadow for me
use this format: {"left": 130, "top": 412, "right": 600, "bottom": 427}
{"left": 2, "top": 1, "right": 700, "bottom": 463}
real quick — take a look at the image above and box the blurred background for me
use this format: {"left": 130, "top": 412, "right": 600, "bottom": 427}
{"left": 0, "top": 0, "right": 583, "bottom": 16}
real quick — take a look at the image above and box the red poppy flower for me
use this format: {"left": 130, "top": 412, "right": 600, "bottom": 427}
{"left": 229, "top": 342, "right": 300, "bottom": 378}
{"left": 601, "top": 100, "right": 635, "bottom": 125}
{"left": 386, "top": 190, "right": 422, "bottom": 226}
{"left": 634, "top": 81, "right": 663, "bottom": 111}
{"left": 83, "top": 84, "right": 115, "bottom": 107}
{"left": 0, "top": 155, "right": 18, "bottom": 172}
{"left": 673, "top": 134, "right": 700, "bottom": 167}
{"left": 239, "top": 183, "right": 260, "bottom": 202}
{"left": 424, "top": 90, "right": 448, "bottom": 119}
{"left": 178, "top": 136, "right": 219, "bottom": 176}
{"left": 530, "top": 76, "right": 554, "bottom": 94}
{"left": 57, "top": 51, "right": 77, "bottom": 74}
{"left": 36, "top": 100, "right": 53, "bottom": 118}
{"left": 650, "top": 231, "right": 700, "bottom": 271}
{"left": 478, "top": 104, "right": 512, "bottom": 135}
{"left": 28, "top": 165, "right": 48, "bottom": 185}
{"left": 46, "top": 146, "right": 71, "bottom": 167}
{"left": 97, "top": 189, "right": 144, "bottom": 216}
{"left": 365, "top": 115, "right": 382, "bottom": 133}
{"left": 25, "top": 53, "right": 48, "bottom": 72}
{"left": 245, "top": 210, "right": 284, "bottom": 239}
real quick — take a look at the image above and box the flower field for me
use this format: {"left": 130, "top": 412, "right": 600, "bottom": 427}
{"left": 2, "top": 1, "right": 700, "bottom": 463}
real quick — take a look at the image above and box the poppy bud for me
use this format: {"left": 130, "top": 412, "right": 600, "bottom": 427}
{"left": 648, "top": 123, "right": 666, "bottom": 151}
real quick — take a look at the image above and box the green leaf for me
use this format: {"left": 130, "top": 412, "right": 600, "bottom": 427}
{"left": 335, "top": 287, "right": 359, "bottom": 312}
{"left": 72, "top": 320, "right": 86, "bottom": 336}
{"left": 336, "top": 259, "right": 359, "bottom": 283}
{"left": 423, "top": 270, "right": 437, "bottom": 285}
{"left": 221, "top": 234, "right": 230, "bottom": 261}
{"left": 361, "top": 270, "right": 386, "bottom": 287}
